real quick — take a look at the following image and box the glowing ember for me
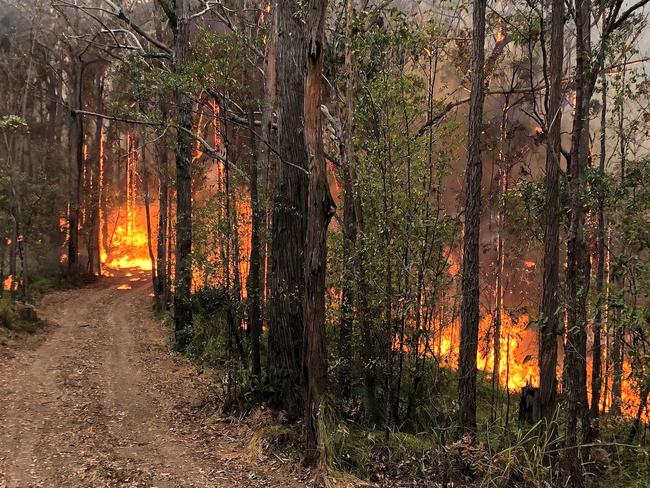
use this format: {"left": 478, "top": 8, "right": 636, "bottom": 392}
{"left": 116, "top": 284, "right": 131, "bottom": 290}
{"left": 446, "top": 249, "right": 460, "bottom": 277}
{"left": 495, "top": 27, "right": 506, "bottom": 43}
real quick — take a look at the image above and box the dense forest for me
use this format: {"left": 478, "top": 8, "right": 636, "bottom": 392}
{"left": 1, "top": 0, "right": 650, "bottom": 486}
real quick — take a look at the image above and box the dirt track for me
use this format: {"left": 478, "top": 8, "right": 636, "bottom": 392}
{"left": 0, "top": 271, "right": 309, "bottom": 488}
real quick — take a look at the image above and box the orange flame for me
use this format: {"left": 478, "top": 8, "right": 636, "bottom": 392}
{"left": 431, "top": 312, "right": 536, "bottom": 391}
{"left": 102, "top": 208, "right": 155, "bottom": 271}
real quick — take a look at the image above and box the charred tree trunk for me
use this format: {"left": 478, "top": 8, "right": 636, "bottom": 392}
{"left": 457, "top": 0, "right": 486, "bottom": 440}
{"left": 267, "top": 0, "right": 309, "bottom": 418}
{"left": 172, "top": 0, "right": 194, "bottom": 349}
{"left": 539, "top": 0, "right": 564, "bottom": 428}
{"left": 302, "top": 0, "right": 333, "bottom": 465}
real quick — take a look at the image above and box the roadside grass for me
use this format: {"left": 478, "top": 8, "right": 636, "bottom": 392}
{"left": 245, "top": 367, "right": 650, "bottom": 487}
{"left": 183, "top": 289, "right": 650, "bottom": 487}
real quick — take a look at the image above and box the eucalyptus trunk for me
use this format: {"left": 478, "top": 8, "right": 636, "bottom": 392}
{"left": 457, "top": 0, "right": 486, "bottom": 439}
{"left": 67, "top": 59, "right": 84, "bottom": 276}
{"left": 302, "top": 0, "right": 333, "bottom": 465}
{"left": 267, "top": 0, "right": 309, "bottom": 418}
{"left": 589, "top": 71, "right": 608, "bottom": 437}
{"left": 564, "top": 0, "right": 591, "bottom": 484}
{"left": 539, "top": 0, "right": 564, "bottom": 427}
{"left": 173, "top": 0, "right": 194, "bottom": 350}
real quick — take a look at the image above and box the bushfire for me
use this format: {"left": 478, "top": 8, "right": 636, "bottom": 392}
{"left": 102, "top": 212, "right": 154, "bottom": 271}
{"left": 52, "top": 105, "right": 646, "bottom": 424}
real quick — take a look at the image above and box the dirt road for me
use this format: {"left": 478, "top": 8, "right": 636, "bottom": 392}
{"left": 0, "top": 271, "right": 308, "bottom": 488}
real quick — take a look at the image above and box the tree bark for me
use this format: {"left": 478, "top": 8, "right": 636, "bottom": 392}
{"left": 589, "top": 71, "right": 608, "bottom": 437}
{"left": 302, "top": 0, "right": 333, "bottom": 465}
{"left": 247, "top": 93, "right": 262, "bottom": 379}
{"left": 67, "top": 59, "right": 84, "bottom": 277}
{"left": 538, "top": 0, "right": 564, "bottom": 428}
{"left": 87, "top": 73, "right": 104, "bottom": 276}
{"left": 457, "top": 0, "right": 486, "bottom": 440}
{"left": 173, "top": 0, "right": 194, "bottom": 350}
{"left": 141, "top": 134, "right": 157, "bottom": 288}
{"left": 256, "top": 0, "right": 277, "bottom": 337}
{"left": 491, "top": 96, "right": 509, "bottom": 422}
{"left": 155, "top": 108, "right": 169, "bottom": 310}
{"left": 610, "top": 63, "right": 627, "bottom": 416}
{"left": 267, "top": 0, "right": 309, "bottom": 418}
{"left": 564, "top": 0, "right": 591, "bottom": 484}
{"left": 611, "top": 301, "right": 624, "bottom": 415}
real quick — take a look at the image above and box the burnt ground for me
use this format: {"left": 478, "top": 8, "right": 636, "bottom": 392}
{"left": 0, "top": 270, "right": 315, "bottom": 488}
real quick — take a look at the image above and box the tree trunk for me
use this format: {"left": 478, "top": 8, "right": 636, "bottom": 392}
{"left": 491, "top": 96, "right": 509, "bottom": 422}
{"left": 141, "top": 134, "right": 157, "bottom": 288}
{"left": 0, "top": 239, "right": 5, "bottom": 298}
{"left": 173, "top": 0, "right": 194, "bottom": 350}
{"left": 589, "top": 71, "right": 608, "bottom": 438}
{"left": 67, "top": 59, "right": 84, "bottom": 277}
{"left": 611, "top": 309, "right": 624, "bottom": 415}
{"left": 9, "top": 222, "right": 16, "bottom": 300}
{"left": 267, "top": 0, "right": 309, "bottom": 418}
{"left": 538, "top": 0, "right": 564, "bottom": 428}
{"left": 156, "top": 112, "right": 169, "bottom": 310}
{"left": 302, "top": 0, "right": 333, "bottom": 465}
{"left": 167, "top": 189, "right": 174, "bottom": 301}
{"left": 611, "top": 63, "right": 627, "bottom": 416}
{"left": 337, "top": 0, "right": 355, "bottom": 402}
{"left": 87, "top": 74, "right": 104, "bottom": 276}
{"left": 564, "top": 0, "right": 591, "bottom": 484}
{"left": 247, "top": 94, "right": 263, "bottom": 379}
{"left": 457, "top": 0, "right": 486, "bottom": 440}
{"left": 101, "top": 126, "right": 110, "bottom": 259}
{"left": 256, "top": 2, "right": 277, "bottom": 334}
{"left": 222, "top": 98, "right": 248, "bottom": 370}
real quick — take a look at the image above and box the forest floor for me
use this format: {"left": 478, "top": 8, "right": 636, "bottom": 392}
{"left": 0, "top": 270, "right": 313, "bottom": 488}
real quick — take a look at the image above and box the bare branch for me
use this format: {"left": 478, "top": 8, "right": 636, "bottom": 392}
{"left": 100, "top": 0, "right": 173, "bottom": 56}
